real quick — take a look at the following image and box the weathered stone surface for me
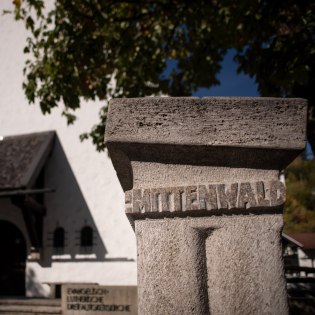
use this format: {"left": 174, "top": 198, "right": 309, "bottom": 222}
{"left": 105, "top": 97, "right": 308, "bottom": 315}
{"left": 125, "top": 180, "right": 285, "bottom": 215}
{"left": 105, "top": 97, "right": 307, "bottom": 191}
{"left": 136, "top": 215, "right": 287, "bottom": 315}
{"left": 106, "top": 97, "right": 306, "bottom": 149}
{"left": 62, "top": 284, "right": 137, "bottom": 315}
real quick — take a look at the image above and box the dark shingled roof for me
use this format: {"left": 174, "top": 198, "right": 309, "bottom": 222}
{"left": 0, "top": 131, "right": 55, "bottom": 190}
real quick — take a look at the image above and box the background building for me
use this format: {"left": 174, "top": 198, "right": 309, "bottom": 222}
{"left": 0, "top": 0, "right": 137, "bottom": 297}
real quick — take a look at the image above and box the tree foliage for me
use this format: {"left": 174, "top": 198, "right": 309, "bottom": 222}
{"left": 284, "top": 157, "right": 315, "bottom": 232}
{"left": 9, "top": 0, "right": 315, "bottom": 151}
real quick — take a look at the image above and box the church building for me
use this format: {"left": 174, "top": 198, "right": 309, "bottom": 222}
{"left": 0, "top": 0, "right": 137, "bottom": 297}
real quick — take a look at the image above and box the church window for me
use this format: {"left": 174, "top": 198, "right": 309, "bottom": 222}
{"left": 53, "top": 227, "right": 65, "bottom": 255}
{"left": 53, "top": 227, "right": 65, "bottom": 248}
{"left": 80, "top": 226, "right": 93, "bottom": 247}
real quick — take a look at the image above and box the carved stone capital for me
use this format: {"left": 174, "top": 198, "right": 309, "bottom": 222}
{"left": 105, "top": 97, "right": 307, "bottom": 221}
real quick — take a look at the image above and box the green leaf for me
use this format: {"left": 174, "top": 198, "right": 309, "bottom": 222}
{"left": 11, "top": 0, "right": 315, "bottom": 155}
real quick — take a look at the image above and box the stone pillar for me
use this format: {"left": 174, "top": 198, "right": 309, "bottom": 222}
{"left": 105, "top": 97, "right": 307, "bottom": 315}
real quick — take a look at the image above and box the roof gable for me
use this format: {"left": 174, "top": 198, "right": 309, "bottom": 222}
{"left": 0, "top": 131, "right": 55, "bottom": 190}
{"left": 286, "top": 233, "right": 315, "bottom": 250}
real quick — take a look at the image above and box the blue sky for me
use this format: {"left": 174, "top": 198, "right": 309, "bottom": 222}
{"left": 193, "top": 49, "right": 259, "bottom": 97}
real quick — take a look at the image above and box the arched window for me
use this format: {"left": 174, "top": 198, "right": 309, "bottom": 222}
{"left": 53, "top": 227, "right": 65, "bottom": 248}
{"left": 80, "top": 226, "right": 93, "bottom": 247}
{"left": 53, "top": 227, "right": 65, "bottom": 255}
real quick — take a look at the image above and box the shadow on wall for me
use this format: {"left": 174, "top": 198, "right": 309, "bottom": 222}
{"left": 26, "top": 267, "right": 49, "bottom": 297}
{"left": 38, "top": 136, "right": 131, "bottom": 267}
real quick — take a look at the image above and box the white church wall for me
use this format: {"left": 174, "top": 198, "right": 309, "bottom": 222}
{"left": 0, "top": 0, "right": 137, "bottom": 296}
